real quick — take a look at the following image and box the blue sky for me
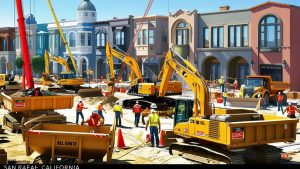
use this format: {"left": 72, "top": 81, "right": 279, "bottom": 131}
{"left": 0, "top": 0, "right": 299, "bottom": 27}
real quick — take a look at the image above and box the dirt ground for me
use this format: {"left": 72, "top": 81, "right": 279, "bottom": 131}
{"left": 0, "top": 89, "right": 300, "bottom": 164}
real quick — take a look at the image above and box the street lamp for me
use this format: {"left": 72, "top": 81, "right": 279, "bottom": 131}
{"left": 282, "top": 60, "right": 287, "bottom": 68}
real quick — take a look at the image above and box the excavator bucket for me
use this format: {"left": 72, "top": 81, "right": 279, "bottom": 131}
{"left": 78, "top": 88, "right": 103, "bottom": 98}
{"left": 227, "top": 97, "right": 263, "bottom": 108}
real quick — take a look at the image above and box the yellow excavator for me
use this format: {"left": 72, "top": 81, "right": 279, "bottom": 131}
{"left": 158, "top": 48, "right": 299, "bottom": 164}
{"left": 42, "top": 0, "right": 84, "bottom": 88}
{"left": 42, "top": 50, "right": 84, "bottom": 87}
{"left": 105, "top": 42, "right": 182, "bottom": 96}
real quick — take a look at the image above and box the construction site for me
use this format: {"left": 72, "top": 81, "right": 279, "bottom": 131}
{"left": 0, "top": 0, "right": 300, "bottom": 165}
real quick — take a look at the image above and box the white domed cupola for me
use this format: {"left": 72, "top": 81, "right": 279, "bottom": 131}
{"left": 77, "top": 0, "right": 97, "bottom": 23}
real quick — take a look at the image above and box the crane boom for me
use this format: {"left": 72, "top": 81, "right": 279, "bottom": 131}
{"left": 158, "top": 49, "right": 211, "bottom": 118}
{"left": 16, "top": 0, "right": 34, "bottom": 89}
{"left": 47, "top": 0, "right": 78, "bottom": 74}
{"left": 118, "top": 0, "right": 154, "bottom": 81}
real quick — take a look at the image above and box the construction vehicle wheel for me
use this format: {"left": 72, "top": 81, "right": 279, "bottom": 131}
{"left": 264, "top": 93, "right": 270, "bottom": 106}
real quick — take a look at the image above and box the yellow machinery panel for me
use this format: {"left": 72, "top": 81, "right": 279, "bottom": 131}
{"left": 156, "top": 81, "right": 182, "bottom": 95}
{"left": 138, "top": 83, "right": 156, "bottom": 95}
{"left": 174, "top": 114, "right": 298, "bottom": 149}
{"left": 58, "top": 78, "right": 84, "bottom": 86}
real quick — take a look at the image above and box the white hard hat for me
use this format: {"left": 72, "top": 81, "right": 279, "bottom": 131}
{"left": 150, "top": 103, "right": 157, "bottom": 109}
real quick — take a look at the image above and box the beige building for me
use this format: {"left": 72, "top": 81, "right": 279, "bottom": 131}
{"left": 133, "top": 15, "right": 168, "bottom": 81}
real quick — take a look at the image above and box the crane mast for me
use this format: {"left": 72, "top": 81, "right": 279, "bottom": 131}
{"left": 16, "top": 0, "right": 35, "bottom": 89}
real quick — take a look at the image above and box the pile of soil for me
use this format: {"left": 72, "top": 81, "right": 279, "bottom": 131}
{"left": 82, "top": 95, "right": 119, "bottom": 108}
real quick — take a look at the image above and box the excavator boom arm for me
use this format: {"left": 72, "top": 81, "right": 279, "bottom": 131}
{"left": 47, "top": 0, "right": 78, "bottom": 74}
{"left": 106, "top": 42, "right": 143, "bottom": 85}
{"left": 45, "top": 50, "right": 70, "bottom": 73}
{"left": 158, "top": 49, "right": 211, "bottom": 117}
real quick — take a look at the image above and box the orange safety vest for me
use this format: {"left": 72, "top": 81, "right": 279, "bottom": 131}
{"left": 77, "top": 103, "right": 84, "bottom": 111}
{"left": 277, "top": 95, "right": 284, "bottom": 102}
{"left": 287, "top": 106, "right": 296, "bottom": 116}
{"left": 133, "top": 104, "right": 142, "bottom": 113}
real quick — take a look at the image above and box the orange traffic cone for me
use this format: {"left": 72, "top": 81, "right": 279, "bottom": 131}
{"left": 146, "top": 133, "right": 150, "bottom": 142}
{"left": 117, "top": 128, "right": 126, "bottom": 148}
{"left": 159, "top": 130, "right": 166, "bottom": 147}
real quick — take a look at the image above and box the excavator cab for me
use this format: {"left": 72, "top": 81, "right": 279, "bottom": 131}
{"left": 173, "top": 99, "right": 193, "bottom": 126}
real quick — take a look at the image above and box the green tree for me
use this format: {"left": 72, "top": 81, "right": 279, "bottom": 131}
{"left": 14, "top": 57, "right": 23, "bottom": 75}
{"left": 31, "top": 55, "right": 45, "bottom": 78}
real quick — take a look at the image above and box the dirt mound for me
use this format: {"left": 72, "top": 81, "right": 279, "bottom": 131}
{"left": 82, "top": 95, "right": 119, "bottom": 108}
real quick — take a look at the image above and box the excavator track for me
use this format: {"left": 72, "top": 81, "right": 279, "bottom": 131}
{"left": 169, "top": 142, "right": 245, "bottom": 164}
{"left": 169, "top": 143, "right": 282, "bottom": 164}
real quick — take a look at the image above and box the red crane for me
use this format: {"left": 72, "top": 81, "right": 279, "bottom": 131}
{"left": 16, "top": 0, "right": 35, "bottom": 89}
{"left": 117, "top": 0, "right": 154, "bottom": 82}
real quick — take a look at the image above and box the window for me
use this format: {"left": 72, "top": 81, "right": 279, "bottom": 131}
{"left": 114, "top": 31, "right": 124, "bottom": 45}
{"left": 138, "top": 31, "right": 142, "bottom": 45}
{"left": 142, "top": 29, "right": 147, "bottom": 45}
{"left": 259, "top": 15, "right": 281, "bottom": 49}
{"left": 28, "top": 36, "right": 33, "bottom": 49}
{"left": 85, "top": 12, "right": 88, "bottom": 17}
{"left": 176, "top": 22, "right": 189, "bottom": 45}
{"left": 162, "top": 31, "right": 167, "bottom": 43}
{"left": 69, "top": 32, "right": 76, "bottom": 47}
{"left": 1, "top": 38, "right": 7, "bottom": 51}
{"left": 149, "top": 30, "right": 154, "bottom": 45}
{"left": 203, "top": 27, "right": 209, "bottom": 48}
{"left": 37, "top": 35, "right": 42, "bottom": 49}
{"left": 16, "top": 36, "right": 20, "bottom": 49}
{"left": 88, "top": 33, "right": 92, "bottom": 46}
{"left": 92, "top": 13, "right": 95, "bottom": 17}
{"left": 228, "top": 25, "right": 249, "bottom": 47}
{"left": 61, "top": 33, "right": 66, "bottom": 48}
{"left": 100, "top": 33, "right": 106, "bottom": 47}
{"left": 54, "top": 34, "right": 59, "bottom": 49}
{"left": 211, "top": 26, "right": 223, "bottom": 48}
{"left": 80, "top": 33, "right": 85, "bottom": 46}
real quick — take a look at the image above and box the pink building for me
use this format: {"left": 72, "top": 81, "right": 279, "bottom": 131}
{"left": 250, "top": 2, "right": 300, "bottom": 90}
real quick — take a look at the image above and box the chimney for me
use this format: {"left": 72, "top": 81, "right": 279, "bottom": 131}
{"left": 220, "top": 6, "right": 230, "bottom": 12}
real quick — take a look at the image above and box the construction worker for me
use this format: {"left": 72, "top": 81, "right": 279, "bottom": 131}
{"left": 145, "top": 103, "right": 161, "bottom": 148}
{"left": 96, "top": 101, "right": 107, "bottom": 122}
{"left": 133, "top": 101, "right": 142, "bottom": 127}
{"left": 222, "top": 90, "right": 228, "bottom": 107}
{"left": 233, "top": 78, "right": 238, "bottom": 90}
{"left": 277, "top": 92, "right": 284, "bottom": 114}
{"left": 76, "top": 100, "right": 87, "bottom": 124}
{"left": 81, "top": 110, "right": 104, "bottom": 127}
{"left": 218, "top": 75, "right": 225, "bottom": 92}
{"left": 113, "top": 101, "right": 123, "bottom": 127}
{"left": 283, "top": 102, "right": 300, "bottom": 118}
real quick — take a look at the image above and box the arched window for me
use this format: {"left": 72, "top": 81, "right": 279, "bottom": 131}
{"left": 97, "top": 32, "right": 106, "bottom": 47}
{"left": 259, "top": 15, "right": 281, "bottom": 49}
{"left": 2, "top": 38, "right": 7, "bottom": 51}
{"left": 69, "top": 32, "right": 76, "bottom": 47}
{"left": 176, "top": 22, "right": 189, "bottom": 45}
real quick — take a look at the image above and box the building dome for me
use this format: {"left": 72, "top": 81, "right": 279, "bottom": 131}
{"left": 25, "top": 14, "right": 37, "bottom": 24}
{"left": 77, "top": 0, "right": 96, "bottom": 11}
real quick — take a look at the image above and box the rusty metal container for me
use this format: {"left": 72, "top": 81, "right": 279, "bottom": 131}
{"left": 1, "top": 93, "right": 74, "bottom": 112}
{"left": 24, "top": 123, "right": 116, "bottom": 163}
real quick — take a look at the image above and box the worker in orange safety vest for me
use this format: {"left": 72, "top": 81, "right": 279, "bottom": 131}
{"left": 277, "top": 92, "right": 284, "bottom": 114}
{"left": 283, "top": 102, "right": 300, "bottom": 118}
{"left": 133, "top": 101, "right": 142, "bottom": 127}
